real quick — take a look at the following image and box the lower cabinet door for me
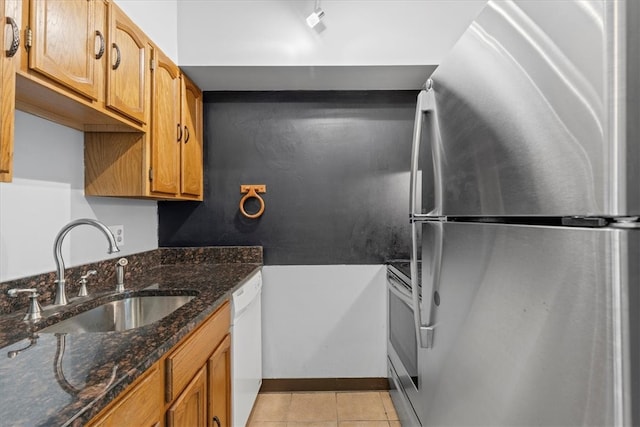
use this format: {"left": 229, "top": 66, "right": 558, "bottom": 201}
{"left": 167, "top": 366, "right": 207, "bottom": 427}
{"left": 208, "top": 334, "right": 231, "bottom": 427}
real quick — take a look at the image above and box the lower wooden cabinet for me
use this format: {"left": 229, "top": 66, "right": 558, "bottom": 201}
{"left": 87, "top": 301, "right": 232, "bottom": 427}
{"left": 167, "top": 366, "right": 208, "bottom": 427}
{"left": 167, "top": 303, "right": 231, "bottom": 427}
{"left": 87, "top": 362, "right": 163, "bottom": 427}
{"left": 208, "top": 335, "right": 231, "bottom": 427}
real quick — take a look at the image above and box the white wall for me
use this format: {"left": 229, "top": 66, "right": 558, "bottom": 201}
{"left": 106, "top": 1, "right": 488, "bottom": 89}
{"left": 177, "top": 0, "right": 486, "bottom": 90}
{"left": 0, "top": 111, "right": 158, "bottom": 282}
{"left": 114, "top": 0, "right": 179, "bottom": 63}
{"left": 262, "top": 265, "right": 387, "bottom": 378}
{"left": 178, "top": 0, "right": 487, "bottom": 66}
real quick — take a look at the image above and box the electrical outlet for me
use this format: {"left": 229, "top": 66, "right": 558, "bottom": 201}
{"left": 109, "top": 225, "right": 125, "bottom": 247}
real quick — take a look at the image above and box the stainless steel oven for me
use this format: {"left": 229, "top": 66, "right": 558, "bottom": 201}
{"left": 387, "top": 262, "right": 422, "bottom": 427}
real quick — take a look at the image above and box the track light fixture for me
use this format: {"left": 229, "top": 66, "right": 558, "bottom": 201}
{"left": 306, "top": 0, "right": 325, "bottom": 28}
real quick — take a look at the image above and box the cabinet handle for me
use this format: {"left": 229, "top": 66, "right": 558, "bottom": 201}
{"left": 177, "top": 123, "right": 183, "bottom": 142}
{"left": 95, "top": 30, "right": 105, "bottom": 59}
{"left": 5, "top": 16, "right": 20, "bottom": 58}
{"left": 184, "top": 126, "right": 190, "bottom": 143}
{"left": 112, "top": 43, "right": 121, "bottom": 70}
{"left": 212, "top": 416, "right": 221, "bottom": 427}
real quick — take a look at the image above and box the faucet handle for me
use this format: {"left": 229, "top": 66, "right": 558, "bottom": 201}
{"left": 77, "top": 270, "right": 97, "bottom": 297}
{"left": 7, "top": 288, "right": 38, "bottom": 298}
{"left": 7, "top": 288, "right": 43, "bottom": 321}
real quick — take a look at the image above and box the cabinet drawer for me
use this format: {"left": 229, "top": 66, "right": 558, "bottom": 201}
{"left": 88, "top": 362, "right": 162, "bottom": 427}
{"left": 166, "top": 302, "right": 230, "bottom": 402}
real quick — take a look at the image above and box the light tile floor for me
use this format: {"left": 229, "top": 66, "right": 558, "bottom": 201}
{"left": 247, "top": 391, "right": 400, "bottom": 427}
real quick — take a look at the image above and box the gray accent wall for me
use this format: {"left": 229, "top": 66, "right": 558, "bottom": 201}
{"left": 158, "top": 91, "right": 416, "bottom": 265}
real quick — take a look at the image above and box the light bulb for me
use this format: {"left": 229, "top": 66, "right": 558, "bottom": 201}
{"left": 306, "top": 8, "right": 325, "bottom": 28}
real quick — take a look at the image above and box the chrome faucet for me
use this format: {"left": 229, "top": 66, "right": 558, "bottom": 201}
{"left": 53, "top": 219, "right": 120, "bottom": 305}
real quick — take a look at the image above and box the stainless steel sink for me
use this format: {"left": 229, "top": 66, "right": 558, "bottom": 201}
{"left": 39, "top": 295, "right": 196, "bottom": 333}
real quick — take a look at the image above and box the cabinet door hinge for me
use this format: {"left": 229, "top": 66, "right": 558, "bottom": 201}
{"left": 149, "top": 168, "right": 154, "bottom": 181}
{"left": 25, "top": 27, "right": 33, "bottom": 49}
{"left": 150, "top": 58, "right": 156, "bottom": 71}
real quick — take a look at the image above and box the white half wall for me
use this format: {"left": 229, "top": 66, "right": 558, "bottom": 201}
{"left": 0, "top": 111, "right": 158, "bottom": 282}
{"left": 262, "top": 265, "right": 387, "bottom": 378}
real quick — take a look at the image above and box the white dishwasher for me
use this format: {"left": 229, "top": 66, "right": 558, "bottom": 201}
{"left": 231, "top": 270, "right": 262, "bottom": 427}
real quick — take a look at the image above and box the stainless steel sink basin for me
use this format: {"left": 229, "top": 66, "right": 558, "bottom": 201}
{"left": 39, "top": 295, "right": 196, "bottom": 333}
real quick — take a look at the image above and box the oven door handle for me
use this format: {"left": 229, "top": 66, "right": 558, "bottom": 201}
{"left": 388, "top": 273, "right": 413, "bottom": 309}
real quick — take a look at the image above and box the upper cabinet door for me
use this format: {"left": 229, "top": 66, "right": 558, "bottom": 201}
{"left": 180, "top": 74, "right": 203, "bottom": 199}
{"left": 106, "top": 3, "right": 147, "bottom": 124}
{"left": 150, "top": 47, "right": 180, "bottom": 196}
{"left": 1, "top": 0, "right": 17, "bottom": 182}
{"left": 28, "top": 0, "right": 100, "bottom": 100}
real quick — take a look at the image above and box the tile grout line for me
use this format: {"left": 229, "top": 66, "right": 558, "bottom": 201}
{"left": 249, "top": 391, "right": 398, "bottom": 426}
{"left": 380, "top": 391, "right": 392, "bottom": 422}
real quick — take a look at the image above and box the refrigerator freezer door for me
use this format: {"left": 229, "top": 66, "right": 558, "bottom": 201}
{"left": 416, "top": 221, "right": 634, "bottom": 426}
{"left": 426, "top": 0, "right": 640, "bottom": 217}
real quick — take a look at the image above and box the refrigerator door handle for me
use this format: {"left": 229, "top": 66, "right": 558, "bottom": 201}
{"left": 409, "top": 80, "right": 442, "bottom": 219}
{"left": 410, "top": 221, "right": 443, "bottom": 349}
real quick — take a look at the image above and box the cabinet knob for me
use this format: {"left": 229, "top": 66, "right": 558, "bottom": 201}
{"left": 184, "top": 126, "right": 190, "bottom": 143}
{"left": 212, "top": 416, "right": 221, "bottom": 427}
{"left": 177, "top": 123, "right": 183, "bottom": 142}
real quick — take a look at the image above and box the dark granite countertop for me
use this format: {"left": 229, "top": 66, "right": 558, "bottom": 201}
{"left": 0, "top": 248, "right": 261, "bottom": 426}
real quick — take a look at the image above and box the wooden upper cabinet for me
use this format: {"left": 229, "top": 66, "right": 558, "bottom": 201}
{"left": 1, "top": 0, "right": 7, "bottom": 179}
{"left": 28, "top": 0, "right": 102, "bottom": 101}
{"left": 147, "top": 50, "right": 203, "bottom": 200}
{"left": 84, "top": 63, "right": 206, "bottom": 200}
{"left": 13, "top": 0, "right": 141, "bottom": 133}
{"left": 180, "top": 74, "right": 203, "bottom": 199}
{"left": 106, "top": 3, "right": 148, "bottom": 124}
{"left": 1, "top": 0, "right": 17, "bottom": 182}
{"left": 150, "top": 47, "right": 180, "bottom": 196}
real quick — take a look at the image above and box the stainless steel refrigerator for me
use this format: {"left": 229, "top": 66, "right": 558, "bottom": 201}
{"left": 388, "top": 1, "right": 640, "bottom": 425}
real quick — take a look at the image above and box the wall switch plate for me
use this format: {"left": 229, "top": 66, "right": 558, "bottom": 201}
{"left": 109, "top": 225, "right": 125, "bottom": 247}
